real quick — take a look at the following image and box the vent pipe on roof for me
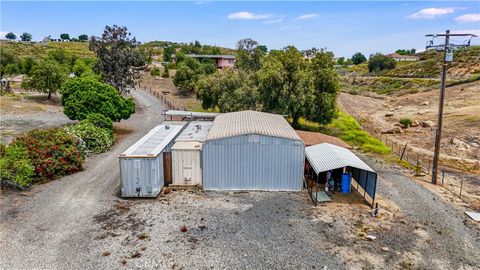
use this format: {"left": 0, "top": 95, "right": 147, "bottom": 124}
{"left": 165, "top": 125, "right": 170, "bottom": 130}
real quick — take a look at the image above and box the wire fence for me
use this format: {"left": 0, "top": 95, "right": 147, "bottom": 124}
{"left": 136, "top": 82, "right": 185, "bottom": 111}
{"left": 344, "top": 110, "right": 478, "bottom": 209}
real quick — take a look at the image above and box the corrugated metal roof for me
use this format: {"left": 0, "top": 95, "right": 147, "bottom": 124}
{"left": 164, "top": 110, "right": 221, "bottom": 118}
{"left": 305, "top": 143, "right": 375, "bottom": 174}
{"left": 206, "top": 110, "right": 302, "bottom": 141}
{"left": 172, "top": 141, "right": 203, "bottom": 150}
{"left": 175, "top": 121, "right": 213, "bottom": 142}
{"left": 120, "top": 122, "right": 186, "bottom": 157}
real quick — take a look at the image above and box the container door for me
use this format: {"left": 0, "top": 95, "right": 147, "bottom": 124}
{"left": 163, "top": 152, "right": 172, "bottom": 185}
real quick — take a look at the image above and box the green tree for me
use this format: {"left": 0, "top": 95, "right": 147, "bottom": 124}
{"left": 78, "top": 34, "right": 89, "bottom": 42}
{"left": 368, "top": 53, "right": 396, "bottom": 72}
{"left": 351, "top": 52, "right": 367, "bottom": 65}
{"left": 20, "top": 32, "right": 32, "bottom": 42}
{"left": 162, "top": 66, "right": 170, "bottom": 78}
{"left": 60, "top": 77, "right": 135, "bottom": 122}
{"left": 0, "top": 50, "right": 19, "bottom": 79}
{"left": 395, "top": 48, "right": 416, "bottom": 55}
{"left": 60, "top": 33, "right": 70, "bottom": 40}
{"left": 337, "top": 57, "right": 345, "bottom": 65}
{"left": 308, "top": 51, "right": 339, "bottom": 124}
{"left": 21, "top": 57, "right": 36, "bottom": 75}
{"left": 163, "top": 45, "right": 176, "bottom": 62}
{"left": 235, "top": 38, "right": 266, "bottom": 71}
{"left": 257, "top": 46, "right": 314, "bottom": 128}
{"left": 22, "top": 59, "right": 68, "bottom": 99}
{"left": 5, "top": 32, "right": 16, "bottom": 40}
{"left": 196, "top": 69, "right": 258, "bottom": 112}
{"left": 89, "top": 25, "right": 145, "bottom": 93}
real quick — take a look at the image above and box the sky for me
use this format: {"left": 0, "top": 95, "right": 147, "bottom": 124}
{"left": 1, "top": 1, "right": 479, "bottom": 57}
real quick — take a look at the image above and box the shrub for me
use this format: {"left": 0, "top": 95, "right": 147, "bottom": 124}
{"left": 85, "top": 113, "right": 113, "bottom": 131}
{"left": 162, "top": 66, "right": 170, "bottom": 78}
{"left": 13, "top": 128, "right": 85, "bottom": 181}
{"left": 0, "top": 144, "right": 34, "bottom": 188}
{"left": 61, "top": 77, "right": 135, "bottom": 122}
{"left": 150, "top": 67, "right": 161, "bottom": 76}
{"left": 399, "top": 118, "right": 412, "bottom": 128}
{"left": 66, "top": 121, "right": 114, "bottom": 154}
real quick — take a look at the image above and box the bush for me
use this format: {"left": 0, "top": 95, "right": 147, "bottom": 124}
{"left": 85, "top": 113, "right": 113, "bottom": 131}
{"left": 399, "top": 118, "right": 412, "bottom": 127}
{"left": 13, "top": 128, "right": 85, "bottom": 181}
{"left": 162, "top": 66, "right": 170, "bottom": 78}
{"left": 0, "top": 144, "right": 34, "bottom": 188}
{"left": 150, "top": 67, "right": 161, "bottom": 76}
{"left": 368, "top": 53, "right": 396, "bottom": 72}
{"left": 66, "top": 121, "right": 114, "bottom": 154}
{"left": 61, "top": 77, "right": 135, "bottom": 122}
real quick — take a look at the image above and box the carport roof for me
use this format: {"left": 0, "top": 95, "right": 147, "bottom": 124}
{"left": 206, "top": 110, "right": 302, "bottom": 141}
{"left": 305, "top": 143, "right": 375, "bottom": 174}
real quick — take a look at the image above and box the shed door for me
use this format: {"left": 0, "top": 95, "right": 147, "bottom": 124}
{"left": 163, "top": 152, "right": 172, "bottom": 185}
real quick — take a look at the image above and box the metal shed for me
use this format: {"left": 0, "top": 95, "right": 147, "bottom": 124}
{"left": 119, "top": 122, "right": 186, "bottom": 197}
{"left": 202, "top": 110, "right": 305, "bottom": 191}
{"left": 171, "top": 121, "right": 213, "bottom": 186}
{"left": 305, "top": 143, "right": 378, "bottom": 205}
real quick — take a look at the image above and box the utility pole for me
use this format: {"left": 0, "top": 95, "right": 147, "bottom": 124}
{"left": 425, "top": 30, "right": 477, "bottom": 184}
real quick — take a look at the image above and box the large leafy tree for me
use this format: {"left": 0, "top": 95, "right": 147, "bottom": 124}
{"left": 0, "top": 50, "right": 19, "bottom": 79}
{"left": 20, "top": 33, "right": 32, "bottom": 42}
{"left": 196, "top": 69, "right": 258, "bottom": 112}
{"left": 78, "top": 34, "right": 89, "bottom": 42}
{"left": 308, "top": 51, "right": 339, "bottom": 124}
{"left": 89, "top": 25, "right": 145, "bottom": 93}
{"left": 173, "top": 56, "right": 217, "bottom": 95}
{"left": 60, "top": 33, "right": 70, "bottom": 41}
{"left": 257, "top": 46, "right": 314, "bottom": 128}
{"left": 60, "top": 77, "right": 135, "bottom": 122}
{"left": 235, "top": 38, "right": 267, "bottom": 71}
{"left": 351, "top": 52, "right": 367, "bottom": 65}
{"left": 5, "top": 32, "right": 16, "bottom": 40}
{"left": 368, "top": 53, "right": 396, "bottom": 72}
{"left": 22, "top": 59, "right": 68, "bottom": 99}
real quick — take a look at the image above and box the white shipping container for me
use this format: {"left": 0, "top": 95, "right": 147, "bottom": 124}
{"left": 171, "top": 141, "right": 203, "bottom": 186}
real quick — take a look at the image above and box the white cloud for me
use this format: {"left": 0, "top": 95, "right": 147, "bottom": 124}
{"left": 227, "top": 11, "right": 273, "bottom": 20}
{"left": 407, "top": 7, "right": 455, "bottom": 19}
{"left": 265, "top": 18, "right": 283, "bottom": 24}
{"left": 455, "top": 13, "right": 480, "bottom": 23}
{"left": 296, "top": 13, "right": 318, "bottom": 20}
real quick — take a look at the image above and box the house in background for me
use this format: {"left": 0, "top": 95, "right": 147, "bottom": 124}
{"left": 386, "top": 53, "right": 419, "bottom": 61}
{"left": 187, "top": 54, "right": 235, "bottom": 69}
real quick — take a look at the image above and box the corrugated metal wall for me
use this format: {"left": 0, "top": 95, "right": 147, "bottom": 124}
{"left": 120, "top": 153, "right": 164, "bottom": 197}
{"left": 172, "top": 149, "right": 202, "bottom": 186}
{"left": 202, "top": 134, "right": 304, "bottom": 191}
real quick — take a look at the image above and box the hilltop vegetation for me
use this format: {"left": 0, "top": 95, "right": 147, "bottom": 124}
{"left": 0, "top": 40, "right": 93, "bottom": 59}
{"left": 340, "top": 46, "right": 480, "bottom": 96}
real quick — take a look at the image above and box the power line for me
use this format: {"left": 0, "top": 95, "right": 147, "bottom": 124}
{"left": 424, "top": 30, "right": 477, "bottom": 185}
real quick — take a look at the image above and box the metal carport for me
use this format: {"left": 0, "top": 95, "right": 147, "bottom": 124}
{"left": 305, "top": 143, "right": 378, "bottom": 206}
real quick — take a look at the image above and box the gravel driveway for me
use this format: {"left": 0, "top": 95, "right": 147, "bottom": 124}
{"left": 1, "top": 90, "right": 479, "bottom": 269}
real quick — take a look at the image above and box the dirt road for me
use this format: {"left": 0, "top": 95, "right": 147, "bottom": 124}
{"left": 0, "top": 89, "right": 167, "bottom": 269}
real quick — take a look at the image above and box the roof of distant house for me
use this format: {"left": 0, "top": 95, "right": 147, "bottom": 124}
{"left": 187, "top": 54, "right": 235, "bottom": 59}
{"left": 206, "top": 110, "right": 302, "bottom": 141}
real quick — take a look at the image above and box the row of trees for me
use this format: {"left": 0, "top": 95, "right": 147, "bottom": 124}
{"left": 4, "top": 32, "right": 32, "bottom": 42}
{"left": 2, "top": 32, "right": 89, "bottom": 42}
{"left": 175, "top": 39, "right": 339, "bottom": 127}
{"left": 338, "top": 51, "right": 397, "bottom": 72}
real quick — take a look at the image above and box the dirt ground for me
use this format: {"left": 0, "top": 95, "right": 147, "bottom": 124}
{"left": 339, "top": 81, "right": 480, "bottom": 163}
{"left": 0, "top": 93, "right": 73, "bottom": 144}
{"left": 139, "top": 68, "right": 203, "bottom": 111}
